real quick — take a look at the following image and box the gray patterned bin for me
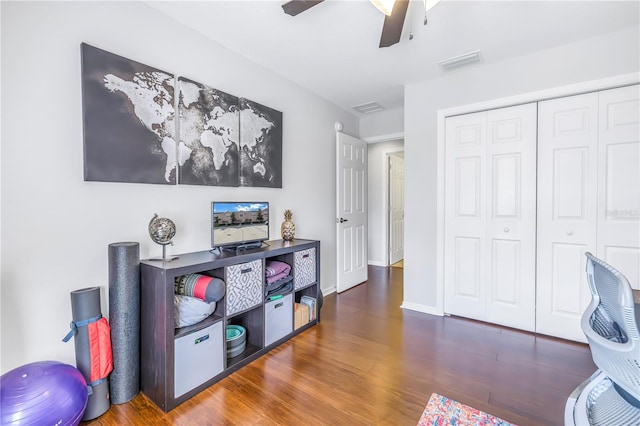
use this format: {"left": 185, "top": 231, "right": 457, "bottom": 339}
{"left": 225, "top": 259, "right": 262, "bottom": 316}
{"left": 294, "top": 248, "right": 316, "bottom": 290}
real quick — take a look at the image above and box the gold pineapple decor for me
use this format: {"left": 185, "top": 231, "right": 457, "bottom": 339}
{"left": 281, "top": 209, "right": 295, "bottom": 241}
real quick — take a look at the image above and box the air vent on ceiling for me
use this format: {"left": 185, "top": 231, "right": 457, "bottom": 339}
{"left": 352, "top": 101, "right": 385, "bottom": 114}
{"left": 438, "top": 50, "right": 482, "bottom": 71}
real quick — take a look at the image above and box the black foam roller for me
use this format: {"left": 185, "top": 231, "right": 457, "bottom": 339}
{"left": 70, "top": 286, "right": 110, "bottom": 420}
{"left": 108, "top": 242, "right": 140, "bottom": 404}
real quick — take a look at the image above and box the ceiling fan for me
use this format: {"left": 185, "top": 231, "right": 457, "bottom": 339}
{"left": 281, "top": 0, "right": 411, "bottom": 48}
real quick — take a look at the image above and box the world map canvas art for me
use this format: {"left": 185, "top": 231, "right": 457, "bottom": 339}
{"left": 81, "top": 43, "right": 282, "bottom": 188}
{"left": 81, "top": 43, "right": 176, "bottom": 184}
{"left": 239, "top": 98, "right": 283, "bottom": 188}
{"left": 177, "top": 77, "right": 240, "bottom": 187}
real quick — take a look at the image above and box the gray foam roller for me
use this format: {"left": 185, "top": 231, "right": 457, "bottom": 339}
{"left": 108, "top": 242, "right": 140, "bottom": 404}
{"left": 206, "top": 277, "right": 226, "bottom": 302}
{"left": 70, "top": 286, "right": 110, "bottom": 420}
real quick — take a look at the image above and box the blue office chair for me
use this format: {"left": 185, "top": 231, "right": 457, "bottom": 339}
{"left": 582, "top": 252, "right": 640, "bottom": 403}
{"left": 566, "top": 252, "right": 640, "bottom": 425}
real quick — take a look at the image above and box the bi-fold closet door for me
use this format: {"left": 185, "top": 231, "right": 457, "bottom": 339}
{"left": 536, "top": 85, "right": 640, "bottom": 342}
{"left": 444, "top": 103, "right": 538, "bottom": 332}
{"left": 444, "top": 85, "right": 640, "bottom": 342}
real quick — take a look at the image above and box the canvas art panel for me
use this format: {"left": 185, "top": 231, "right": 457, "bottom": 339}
{"left": 81, "top": 43, "right": 176, "bottom": 184}
{"left": 177, "top": 77, "right": 240, "bottom": 187}
{"left": 239, "top": 98, "right": 283, "bottom": 188}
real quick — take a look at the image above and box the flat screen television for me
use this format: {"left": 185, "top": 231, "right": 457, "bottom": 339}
{"left": 211, "top": 201, "right": 269, "bottom": 250}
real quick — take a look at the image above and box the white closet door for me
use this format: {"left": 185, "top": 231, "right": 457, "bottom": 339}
{"left": 485, "top": 104, "right": 537, "bottom": 331}
{"left": 445, "top": 111, "right": 487, "bottom": 321}
{"left": 597, "top": 85, "right": 640, "bottom": 290}
{"left": 445, "top": 104, "right": 536, "bottom": 330}
{"left": 537, "top": 92, "right": 598, "bottom": 342}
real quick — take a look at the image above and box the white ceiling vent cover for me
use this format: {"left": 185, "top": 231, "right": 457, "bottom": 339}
{"left": 439, "top": 50, "right": 482, "bottom": 71}
{"left": 352, "top": 101, "right": 385, "bottom": 114}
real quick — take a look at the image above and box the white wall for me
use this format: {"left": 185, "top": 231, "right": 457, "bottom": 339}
{"left": 0, "top": 1, "right": 358, "bottom": 373}
{"left": 0, "top": 2, "right": 3, "bottom": 366}
{"left": 367, "top": 139, "right": 404, "bottom": 266}
{"left": 402, "top": 25, "right": 640, "bottom": 313}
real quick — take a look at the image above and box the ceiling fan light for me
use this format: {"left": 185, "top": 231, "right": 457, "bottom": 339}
{"left": 371, "top": 0, "right": 395, "bottom": 16}
{"left": 424, "top": 0, "right": 441, "bottom": 12}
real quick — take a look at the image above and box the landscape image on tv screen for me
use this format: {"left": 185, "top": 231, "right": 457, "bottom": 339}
{"left": 212, "top": 202, "right": 269, "bottom": 247}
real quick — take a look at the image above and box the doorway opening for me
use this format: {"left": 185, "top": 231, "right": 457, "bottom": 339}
{"left": 387, "top": 151, "right": 404, "bottom": 267}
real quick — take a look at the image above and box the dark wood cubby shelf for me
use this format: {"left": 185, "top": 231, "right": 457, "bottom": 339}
{"left": 140, "top": 239, "right": 320, "bottom": 412}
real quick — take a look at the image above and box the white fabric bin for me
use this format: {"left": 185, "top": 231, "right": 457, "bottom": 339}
{"left": 264, "top": 293, "right": 293, "bottom": 346}
{"left": 174, "top": 321, "right": 223, "bottom": 398}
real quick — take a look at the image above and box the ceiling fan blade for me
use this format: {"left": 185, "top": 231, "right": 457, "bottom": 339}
{"left": 282, "top": 0, "right": 325, "bottom": 17}
{"left": 379, "top": 0, "right": 410, "bottom": 48}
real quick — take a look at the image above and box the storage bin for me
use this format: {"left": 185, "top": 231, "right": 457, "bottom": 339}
{"left": 294, "top": 302, "right": 310, "bottom": 329}
{"left": 225, "top": 259, "right": 262, "bottom": 316}
{"left": 294, "top": 248, "right": 316, "bottom": 290}
{"left": 264, "top": 294, "right": 293, "bottom": 346}
{"left": 174, "top": 321, "right": 223, "bottom": 398}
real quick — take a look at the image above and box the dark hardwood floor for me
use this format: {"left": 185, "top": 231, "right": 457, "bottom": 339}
{"left": 85, "top": 265, "right": 596, "bottom": 425}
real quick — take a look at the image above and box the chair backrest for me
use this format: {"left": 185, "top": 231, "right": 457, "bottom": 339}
{"left": 581, "top": 252, "right": 640, "bottom": 406}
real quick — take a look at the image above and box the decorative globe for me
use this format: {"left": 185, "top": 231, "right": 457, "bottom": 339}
{"left": 148, "top": 213, "right": 176, "bottom": 245}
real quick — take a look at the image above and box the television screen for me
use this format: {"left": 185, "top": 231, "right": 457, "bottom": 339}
{"left": 211, "top": 202, "right": 269, "bottom": 249}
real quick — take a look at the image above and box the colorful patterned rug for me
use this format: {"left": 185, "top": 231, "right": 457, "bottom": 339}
{"left": 417, "top": 393, "right": 517, "bottom": 426}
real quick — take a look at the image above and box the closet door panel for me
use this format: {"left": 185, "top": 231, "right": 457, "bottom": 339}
{"left": 550, "top": 242, "right": 590, "bottom": 317}
{"left": 537, "top": 92, "right": 598, "bottom": 342}
{"left": 455, "top": 157, "right": 481, "bottom": 219}
{"left": 604, "top": 246, "right": 639, "bottom": 291}
{"left": 445, "top": 112, "right": 487, "bottom": 321}
{"left": 553, "top": 148, "right": 589, "bottom": 220}
{"left": 598, "top": 85, "right": 640, "bottom": 290}
{"left": 445, "top": 104, "right": 536, "bottom": 330}
{"left": 490, "top": 239, "right": 521, "bottom": 304}
{"left": 485, "top": 104, "right": 536, "bottom": 331}
{"left": 454, "top": 237, "right": 482, "bottom": 299}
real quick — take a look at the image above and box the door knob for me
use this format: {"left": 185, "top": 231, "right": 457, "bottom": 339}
{"left": 338, "top": 218, "right": 349, "bottom": 223}
{"left": 567, "top": 230, "right": 574, "bottom": 236}
{"left": 504, "top": 228, "right": 509, "bottom": 233}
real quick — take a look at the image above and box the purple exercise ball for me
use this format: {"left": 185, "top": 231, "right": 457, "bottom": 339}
{"left": 1, "top": 361, "right": 88, "bottom": 426}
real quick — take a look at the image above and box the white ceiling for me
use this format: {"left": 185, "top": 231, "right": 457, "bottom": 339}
{"left": 145, "top": 0, "right": 640, "bottom": 116}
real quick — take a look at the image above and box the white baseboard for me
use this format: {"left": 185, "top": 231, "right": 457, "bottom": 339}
{"left": 321, "top": 286, "right": 336, "bottom": 296}
{"left": 368, "top": 260, "right": 386, "bottom": 267}
{"left": 400, "top": 301, "right": 444, "bottom": 316}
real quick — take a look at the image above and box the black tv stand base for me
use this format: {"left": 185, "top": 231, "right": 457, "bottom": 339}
{"left": 211, "top": 241, "right": 266, "bottom": 255}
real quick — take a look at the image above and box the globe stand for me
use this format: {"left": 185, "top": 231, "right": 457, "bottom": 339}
{"left": 148, "top": 241, "right": 178, "bottom": 262}
{"left": 148, "top": 213, "right": 178, "bottom": 261}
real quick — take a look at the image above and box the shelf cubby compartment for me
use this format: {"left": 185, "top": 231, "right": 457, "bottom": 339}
{"left": 173, "top": 268, "right": 226, "bottom": 338}
{"left": 295, "top": 283, "right": 318, "bottom": 301}
{"left": 225, "top": 305, "right": 264, "bottom": 368}
{"left": 264, "top": 253, "right": 295, "bottom": 302}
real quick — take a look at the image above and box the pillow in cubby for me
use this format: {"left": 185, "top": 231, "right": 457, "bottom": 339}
{"left": 174, "top": 295, "right": 216, "bottom": 328}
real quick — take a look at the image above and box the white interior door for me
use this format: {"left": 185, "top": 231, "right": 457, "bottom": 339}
{"left": 389, "top": 153, "right": 404, "bottom": 265}
{"left": 597, "top": 85, "right": 640, "bottom": 290}
{"left": 336, "top": 131, "right": 368, "bottom": 293}
{"left": 444, "top": 104, "right": 537, "bottom": 331}
{"left": 537, "top": 92, "right": 598, "bottom": 342}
